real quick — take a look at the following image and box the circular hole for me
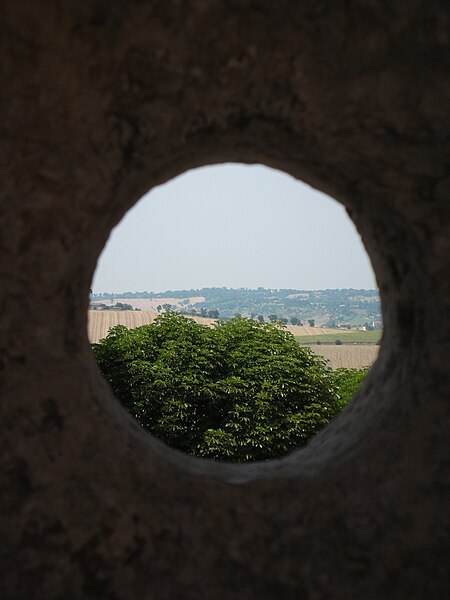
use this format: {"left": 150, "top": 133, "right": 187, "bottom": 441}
{"left": 89, "top": 164, "right": 381, "bottom": 462}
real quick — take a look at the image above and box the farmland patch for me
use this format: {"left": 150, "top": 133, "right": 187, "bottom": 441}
{"left": 310, "top": 344, "right": 379, "bottom": 369}
{"left": 295, "top": 330, "right": 381, "bottom": 344}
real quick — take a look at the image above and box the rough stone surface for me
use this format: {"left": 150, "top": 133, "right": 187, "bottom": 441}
{"left": 1, "top": 2, "right": 449, "bottom": 598}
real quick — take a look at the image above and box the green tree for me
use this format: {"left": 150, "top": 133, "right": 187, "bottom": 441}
{"left": 93, "top": 314, "right": 343, "bottom": 462}
{"left": 308, "top": 319, "right": 315, "bottom": 327}
{"left": 332, "top": 367, "right": 369, "bottom": 410}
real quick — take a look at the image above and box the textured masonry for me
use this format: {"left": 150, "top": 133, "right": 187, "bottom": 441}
{"left": 1, "top": 2, "right": 449, "bottom": 599}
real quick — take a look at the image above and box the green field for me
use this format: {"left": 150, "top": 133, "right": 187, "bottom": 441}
{"left": 295, "top": 330, "right": 382, "bottom": 344}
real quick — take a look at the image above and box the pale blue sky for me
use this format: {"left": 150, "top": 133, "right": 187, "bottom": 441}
{"left": 92, "top": 164, "right": 377, "bottom": 293}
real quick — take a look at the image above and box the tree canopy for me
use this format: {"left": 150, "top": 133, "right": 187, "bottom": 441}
{"left": 93, "top": 314, "right": 365, "bottom": 462}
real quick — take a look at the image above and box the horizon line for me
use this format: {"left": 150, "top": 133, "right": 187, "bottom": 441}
{"left": 91, "top": 286, "right": 379, "bottom": 294}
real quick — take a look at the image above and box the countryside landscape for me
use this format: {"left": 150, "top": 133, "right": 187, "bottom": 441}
{"left": 89, "top": 287, "right": 381, "bottom": 370}
{"left": 89, "top": 166, "right": 382, "bottom": 461}
{"left": 90, "top": 285, "right": 380, "bottom": 460}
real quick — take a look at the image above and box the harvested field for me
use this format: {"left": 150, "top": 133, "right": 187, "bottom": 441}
{"left": 287, "top": 325, "right": 348, "bottom": 336}
{"left": 88, "top": 311, "right": 156, "bottom": 343}
{"left": 88, "top": 310, "right": 216, "bottom": 343}
{"left": 309, "top": 344, "right": 379, "bottom": 369}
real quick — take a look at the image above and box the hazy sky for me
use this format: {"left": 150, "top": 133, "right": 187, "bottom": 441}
{"left": 92, "top": 164, "right": 376, "bottom": 293}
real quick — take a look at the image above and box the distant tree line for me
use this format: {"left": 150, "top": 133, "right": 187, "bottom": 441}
{"left": 90, "top": 302, "right": 140, "bottom": 311}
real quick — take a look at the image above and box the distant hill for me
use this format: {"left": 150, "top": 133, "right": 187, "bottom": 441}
{"left": 91, "top": 287, "right": 382, "bottom": 328}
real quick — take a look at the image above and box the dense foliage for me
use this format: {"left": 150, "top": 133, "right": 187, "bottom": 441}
{"left": 333, "top": 366, "right": 369, "bottom": 410}
{"left": 93, "top": 314, "right": 367, "bottom": 461}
